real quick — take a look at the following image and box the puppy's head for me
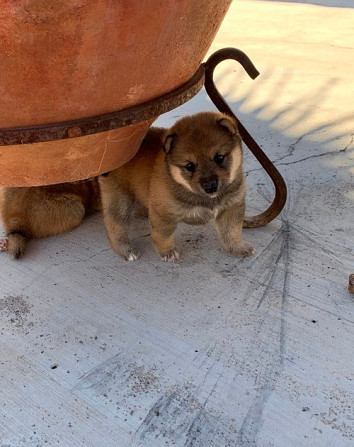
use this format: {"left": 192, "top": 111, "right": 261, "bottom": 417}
{"left": 163, "top": 112, "right": 242, "bottom": 197}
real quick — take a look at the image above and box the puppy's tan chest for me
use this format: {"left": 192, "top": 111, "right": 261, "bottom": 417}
{"left": 181, "top": 206, "right": 217, "bottom": 225}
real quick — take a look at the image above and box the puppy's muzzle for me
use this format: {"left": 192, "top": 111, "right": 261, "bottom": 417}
{"left": 201, "top": 176, "right": 218, "bottom": 195}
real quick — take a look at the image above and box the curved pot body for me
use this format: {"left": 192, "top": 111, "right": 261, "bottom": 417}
{"left": 0, "top": 0, "right": 232, "bottom": 186}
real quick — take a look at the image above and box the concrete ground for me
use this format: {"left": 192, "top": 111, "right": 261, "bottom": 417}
{"left": 1, "top": 1, "right": 353, "bottom": 446}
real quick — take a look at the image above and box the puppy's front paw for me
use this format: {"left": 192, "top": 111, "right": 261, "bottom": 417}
{"left": 118, "top": 246, "right": 140, "bottom": 262}
{"left": 228, "top": 241, "right": 255, "bottom": 258}
{"left": 126, "top": 248, "right": 141, "bottom": 262}
{"left": 160, "top": 249, "right": 180, "bottom": 262}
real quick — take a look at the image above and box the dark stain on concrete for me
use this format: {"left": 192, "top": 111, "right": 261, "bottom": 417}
{"left": 137, "top": 389, "right": 239, "bottom": 446}
{"left": 0, "top": 295, "right": 31, "bottom": 327}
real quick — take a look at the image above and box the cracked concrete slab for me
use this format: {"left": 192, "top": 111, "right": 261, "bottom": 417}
{"left": 1, "top": 1, "right": 353, "bottom": 446}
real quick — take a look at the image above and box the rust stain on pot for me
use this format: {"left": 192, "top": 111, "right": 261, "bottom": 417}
{"left": 67, "top": 126, "right": 83, "bottom": 138}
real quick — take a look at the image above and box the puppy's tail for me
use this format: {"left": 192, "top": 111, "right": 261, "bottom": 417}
{"left": 6, "top": 231, "right": 28, "bottom": 259}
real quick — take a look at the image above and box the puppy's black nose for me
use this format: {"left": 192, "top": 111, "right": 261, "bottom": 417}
{"left": 202, "top": 178, "right": 218, "bottom": 194}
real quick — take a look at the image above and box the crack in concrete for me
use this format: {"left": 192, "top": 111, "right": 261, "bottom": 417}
{"left": 279, "top": 134, "right": 307, "bottom": 162}
{"left": 278, "top": 140, "right": 352, "bottom": 166}
{"left": 245, "top": 132, "right": 353, "bottom": 174}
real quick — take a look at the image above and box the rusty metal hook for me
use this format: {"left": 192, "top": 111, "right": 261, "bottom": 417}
{"left": 203, "top": 48, "right": 287, "bottom": 228}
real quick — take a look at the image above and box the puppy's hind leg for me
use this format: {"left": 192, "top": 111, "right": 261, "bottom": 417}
{"left": 99, "top": 177, "right": 140, "bottom": 261}
{"left": 2, "top": 217, "right": 30, "bottom": 259}
{"left": 0, "top": 238, "right": 8, "bottom": 252}
{"left": 4, "top": 195, "right": 85, "bottom": 259}
{"left": 7, "top": 233, "right": 27, "bottom": 259}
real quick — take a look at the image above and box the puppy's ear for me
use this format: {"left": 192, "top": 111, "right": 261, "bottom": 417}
{"left": 163, "top": 133, "right": 177, "bottom": 153}
{"left": 217, "top": 116, "right": 238, "bottom": 135}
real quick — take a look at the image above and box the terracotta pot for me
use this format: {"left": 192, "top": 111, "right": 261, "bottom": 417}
{"left": 0, "top": 0, "right": 232, "bottom": 186}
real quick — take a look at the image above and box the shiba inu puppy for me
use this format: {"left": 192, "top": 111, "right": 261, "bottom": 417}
{"left": 99, "top": 111, "right": 255, "bottom": 262}
{"left": 0, "top": 179, "right": 101, "bottom": 259}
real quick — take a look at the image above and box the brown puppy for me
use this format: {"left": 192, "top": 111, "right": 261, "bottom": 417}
{"left": 0, "top": 179, "right": 101, "bottom": 259}
{"left": 99, "top": 111, "right": 255, "bottom": 261}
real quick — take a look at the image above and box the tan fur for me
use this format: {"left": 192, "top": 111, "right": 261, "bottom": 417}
{"left": 169, "top": 165, "right": 193, "bottom": 192}
{"left": 229, "top": 150, "right": 243, "bottom": 183}
{"left": 99, "top": 111, "right": 255, "bottom": 261}
{"left": 0, "top": 179, "right": 101, "bottom": 259}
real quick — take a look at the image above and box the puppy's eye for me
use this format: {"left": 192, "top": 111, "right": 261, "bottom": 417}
{"left": 214, "top": 154, "right": 225, "bottom": 165}
{"left": 185, "top": 162, "right": 196, "bottom": 172}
